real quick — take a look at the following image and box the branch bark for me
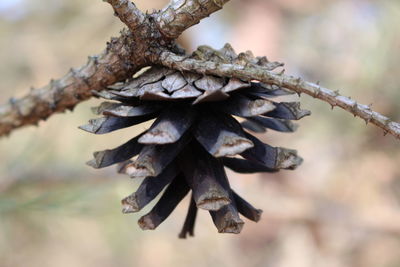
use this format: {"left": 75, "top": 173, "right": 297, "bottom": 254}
{"left": 158, "top": 51, "right": 400, "bottom": 140}
{"left": 0, "top": 0, "right": 229, "bottom": 137}
{"left": 0, "top": 30, "right": 145, "bottom": 137}
{"left": 106, "top": 0, "right": 146, "bottom": 31}
{"left": 1, "top": 0, "right": 398, "bottom": 140}
{"left": 156, "top": 0, "right": 231, "bottom": 39}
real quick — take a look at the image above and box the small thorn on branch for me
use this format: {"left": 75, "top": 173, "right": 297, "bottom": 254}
{"left": 158, "top": 50, "right": 400, "bottom": 140}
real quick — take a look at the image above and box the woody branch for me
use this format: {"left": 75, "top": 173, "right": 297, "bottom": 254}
{"left": 158, "top": 51, "right": 400, "bottom": 140}
{"left": 106, "top": 0, "right": 146, "bottom": 31}
{"left": 0, "top": 0, "right": 399, "bottom": 140}
{"left": 0, "top": 0, "right": 231, "bottom": 137}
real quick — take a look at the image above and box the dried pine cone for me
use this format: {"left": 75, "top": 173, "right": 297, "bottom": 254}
{"left": 80, "top": 44, "right": 310, "bottom": 238}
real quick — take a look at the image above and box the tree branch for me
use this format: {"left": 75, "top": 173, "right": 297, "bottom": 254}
{"left": 156, "top": 0, "right": 231, "bottom": 39}
{"left": 105, "top": 0, "right": 145, "bottom": 31}
{"left": 0, "top": 30, "right": 145, "bottom": 137}
{"left": 158, "top": 51, "right": 400, "bottom": 140}
{"left": 0, "top": 0, "right": 230, "bottom": 137}
{"left": 2, "top": 0, "right": 397, "bottom": 141}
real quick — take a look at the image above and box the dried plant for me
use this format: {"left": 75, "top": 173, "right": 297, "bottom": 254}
{"left": 82, "top": 46, "right": 308, "bottom": 236}
{"left": 0, "top": 0, "right": 399, "bottom": 237}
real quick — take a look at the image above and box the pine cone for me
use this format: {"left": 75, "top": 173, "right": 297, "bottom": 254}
{"left": 80, "top": 44, "right": 310, "bottom": 238}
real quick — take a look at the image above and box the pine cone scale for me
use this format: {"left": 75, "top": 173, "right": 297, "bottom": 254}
{"left": 82, "top": 45, "right": 310, "bottom": 237}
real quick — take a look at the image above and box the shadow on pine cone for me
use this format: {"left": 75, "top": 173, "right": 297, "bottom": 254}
{"left": 80, "top": 44, "right": 310, "bottom": 238}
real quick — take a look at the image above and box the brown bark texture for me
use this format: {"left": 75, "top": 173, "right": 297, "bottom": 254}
{"left": 158, "top": 51, "right": 400, "bottom": 139}
{"left": 0, "top": 0, "right": 399, "bottom": 140}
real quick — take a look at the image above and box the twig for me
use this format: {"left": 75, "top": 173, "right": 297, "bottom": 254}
{"left": 0, "top": 0, "right": 229, "bottom": 137}
{"left": 158, "top": 51, "right": 400, "bottom": 140}
{"left": 0, "top": 30, "right": 142, "bottom": 137}
{"left": 2, "top": 0, "right": 397, "bottom": 139}
{"left": 105, "top": 0, "right": 145, "bottom": 31}
{"left": 156, "top": 0, "right": 231, "bottom": 39}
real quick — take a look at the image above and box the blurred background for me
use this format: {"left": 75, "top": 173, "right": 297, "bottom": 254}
{"left": 1, "top": 0, "right": 400, "bottom": 266}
